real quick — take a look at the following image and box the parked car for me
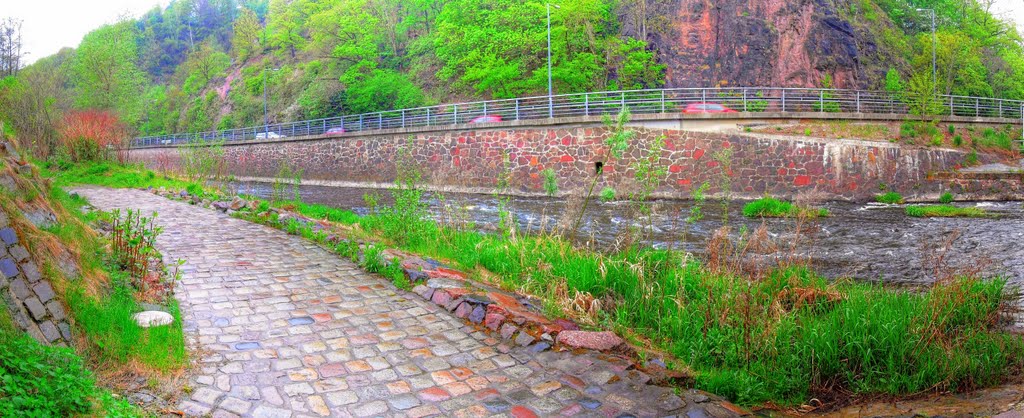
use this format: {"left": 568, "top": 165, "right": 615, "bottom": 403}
{"left": 469, "top": 115, "right": 503, "bottom": 124}
{"left": 255, "top": 131, "right": 284, "bottom": 139}
{"left": 681, "top": 103, "right": 737, "bottom": 114}
{"left": 325, "top": 127, "right": 346, "bottom": 136}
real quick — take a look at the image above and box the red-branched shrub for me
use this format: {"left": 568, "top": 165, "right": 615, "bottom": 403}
{"left": 57, "top": 110, "right": 129, "bottom": 163}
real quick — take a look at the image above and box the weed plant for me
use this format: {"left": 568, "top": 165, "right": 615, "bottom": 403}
{"left": 742, "top": 197, "right": 829, "bottom": 218}
{"left": 876, "top": 191, "right": 904, "bottom": 204}
{"left": 906, "top": 205, "right": 989, "bottom": 218}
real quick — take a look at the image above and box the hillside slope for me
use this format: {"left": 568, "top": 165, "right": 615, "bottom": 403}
{"left": 2, "top": 0, "right": 1023, "bottom": 153}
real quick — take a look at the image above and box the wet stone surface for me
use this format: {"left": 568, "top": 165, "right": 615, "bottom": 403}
{"left": 74, "top": 186, "right": 739, "bottom": 418}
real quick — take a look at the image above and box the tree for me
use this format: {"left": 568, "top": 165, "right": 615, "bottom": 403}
{"left": 232, "top": 8, "right": 263, "bottom": 62}
{"left": 73, "top": 21, "right": 147, "bottom": 125}
{"left": 0, "top": 51, "right": 74, "bottom": 157}
{"left": 0, "top": 18, "right": 25, "bottom": 78}
{"left": 884, "top": 67, "right": 904, "bottom": 92}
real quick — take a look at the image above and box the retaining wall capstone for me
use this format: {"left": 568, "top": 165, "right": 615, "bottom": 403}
{"left": 130, "top": 127, "right": 1024, "bottom": 201}
{"left": 0, "top": 210, "right": 72, "bottom": 345}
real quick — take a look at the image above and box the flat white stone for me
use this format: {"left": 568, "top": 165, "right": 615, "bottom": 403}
{"left": 133, "top": 311, "right": 174, "bottom": 327}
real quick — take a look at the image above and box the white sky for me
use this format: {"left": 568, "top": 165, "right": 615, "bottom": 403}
{"left": 5, "top": 0, "right": 1024, "bottom": 65}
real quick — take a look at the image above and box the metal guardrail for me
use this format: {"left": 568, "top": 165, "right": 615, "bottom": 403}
{"left": 130, "top": 87, "right": 1024, "bottom": 147}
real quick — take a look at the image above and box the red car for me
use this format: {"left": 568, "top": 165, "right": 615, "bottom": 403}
{"left": 325, "top": 127, "right": 346, "bottom": 136}
{"left": 469, "top": 115, "right": 503, "bottom": 123}
{"left": 682, "top": 103, "right": 737, "bottom": 114}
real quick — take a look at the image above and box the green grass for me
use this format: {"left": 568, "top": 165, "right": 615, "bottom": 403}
{"left": 278, "top": 200, "right": 360, "bottom": 224}
{"left": 876, "top": 191, "right": 904, "bottom": 204}
{"left": 906, "top": 205, "right": 990, "bottom": 218}
{"left": 742, "top": 197, "right": 829, "bottom": 218}
{"left": 939, "top": 192, "right": 954, "bottom": 204}
{"left": 64, "top": 264, "right": 187, "bottom": 373}
{"left": 976, "top": 127, "right": 1013, "bottom": 150}
{"left": 42, "top": 160, "right": 195, "bottom": 190}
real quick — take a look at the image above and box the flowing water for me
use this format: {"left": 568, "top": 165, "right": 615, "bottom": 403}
{"left": 230, "top": 181, "right": 1024, "bottom": 288}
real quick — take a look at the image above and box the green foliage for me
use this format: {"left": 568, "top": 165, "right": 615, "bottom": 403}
{"left": 876, "top": 191, "right": 905, "bottom": 204}
{"left": 65, "top": 272, "right": 187, "bottom": 372}
{"left": 541, "top": 168, "right": 558, "bottom": 197}
{"left": 232, "top": 8, "right": 263, "bottom": 62}
{"left": 975, "top": 127, "right": 1013, "bottom": 150}
{"left": 939, "top": 192, "right": 954, "bottom": 204}
{"left": 965, "top": 149, "right": 979, "bottom": 165}
{"left": 906, "top": 204, "right": 988, "bottom": 218}
{"left": 73, "top": 20, "right": 146, "bottom": 125}
{"left": 953, "top": 134, "right": 963, "bottom": 146}
{"left": 907, "top": 72, "right": 944, "bottom": 116}
{"left": 812, "top": 74, "right": 841, "bottom": 112}
{"left": 599, "top": 187, "right": 616, "bottom": 202}
{"left": 742, "top": 197, "right": 829, "bottom": 218}
{"left": 0, "top": 331, "right": 96, "bottom": 416}
{"left": 884, "top": 67, "right": 904, "bottom": 92}
{"left": 745, "top": 91, "right": 768, "bottom": 112}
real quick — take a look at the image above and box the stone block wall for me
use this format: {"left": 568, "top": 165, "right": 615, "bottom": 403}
{"left": 0, "top": 210, "right": 72, "bottom": 345}
{"left": 130, "top": 127, "right": 1023, "bottom": 201}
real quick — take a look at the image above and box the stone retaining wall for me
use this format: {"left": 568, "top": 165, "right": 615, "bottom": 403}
{"left": 130, "top": 127, "right": 1024, "bottom": 201}
{"left": 0, "top": 210, "right": 71, "bottom": 345}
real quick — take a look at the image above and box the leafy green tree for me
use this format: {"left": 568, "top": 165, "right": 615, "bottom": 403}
{"left": 73, "top": 20, "right": 147, "bottom": 125}
{"left": 884, "top": 67, "right": 904, "bottom": 92}
{"left": 232, "top": 8, "right": 263, "bottom": 62}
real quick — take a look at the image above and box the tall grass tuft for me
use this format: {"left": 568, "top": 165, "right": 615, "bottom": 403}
{"left": 743, "top": 197, "right": 829, "bottom": 218}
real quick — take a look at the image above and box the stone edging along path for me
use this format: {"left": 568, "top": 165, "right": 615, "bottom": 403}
{"left": 145, "top": 187, "right": 750, "bottom": 417}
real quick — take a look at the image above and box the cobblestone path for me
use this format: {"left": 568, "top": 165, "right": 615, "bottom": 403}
{"left": 75, "top": 187, "right": 735, "bottom": 418}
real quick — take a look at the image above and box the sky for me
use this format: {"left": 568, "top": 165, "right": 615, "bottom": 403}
{"left": 5, "top": 0, "right": 1024, "bottom": 65}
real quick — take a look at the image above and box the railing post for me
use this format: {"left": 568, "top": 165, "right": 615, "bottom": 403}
{"left": 742, "top": 89, "right": 747, "bottom": 112}
{"left": 584, "top": 94, "right": 589, "bottom": 116}
{"left": 359, "top": 114, "right": 363, "bottom": 131}
{"left": 341, "top": 116, "right": 345, "bottom": 132}
{"left": 950, "top": 96, "right": 954, "bottom": 116}
{"left": 515, "top": 100, "right": 520, "bottom": 120}
{"left": 660, "top": 90, "right": 666, "bottom": 113}
{"left": 483, "top": 102, "right": 488, "bottom": 116}
{"left": 426, "top": 108, "right": 431, "bottom": 126}
{"left": 701, "top": 89, "right": 706, "bottom": 104}
{"left": 454, "top": 104, "right": 458, "bottom": 124}
{"left": 856, "top": 91, "right": 861, "bottom": 113}
{"left": 819, "top": 90, "right": 824, "bottom": 112}
{"left": 402, "top": 110, "right": 406, "bottom": 128}
{"left": 621, "top": 92, "right": 625, "bottom": 113}
{"left": 976, "top": 98, "right": 980, "bottom": 117}
{"left": 378, "top": 112, "right": 383, "bottom": 129}
{"left": 781, "top": 89, "right": 786, "bottom": 112}
{"left": 323, "top": 119, "right": 326, "bottom": 134}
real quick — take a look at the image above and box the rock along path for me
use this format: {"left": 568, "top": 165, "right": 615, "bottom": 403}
{"left": 75, "top": 186, "right": 737, "bottom": 418}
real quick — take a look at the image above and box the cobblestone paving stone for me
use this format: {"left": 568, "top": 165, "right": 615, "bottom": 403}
{"left": 75, "top": 187, "right": 738, "bottom": 418}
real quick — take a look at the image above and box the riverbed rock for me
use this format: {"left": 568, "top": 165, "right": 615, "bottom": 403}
{"left": 557, "top": 331, "right": 624, "bottom": 351}
{"left": 212, "top": 201, "right": 230, "bottom": 212}
{"left": 229, "top": 196, "right": 246, "bottom": 211}
{"left": 133, "top": 311, "right": 174, "bottom": 327}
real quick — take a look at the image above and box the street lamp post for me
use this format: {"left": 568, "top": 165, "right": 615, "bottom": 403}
{"left": 263, "top": 67, "right": 279, "bottom": 135}
{"left": 547, "top": 3, "right": 559, "bottom": 119}
{"left": 917, "top": 8, "right": 936, "bottom": 96}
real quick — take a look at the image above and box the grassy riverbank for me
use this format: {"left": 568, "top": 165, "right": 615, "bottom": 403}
{"left": 47, "top": 161, "right": 1024, "bottom": 408}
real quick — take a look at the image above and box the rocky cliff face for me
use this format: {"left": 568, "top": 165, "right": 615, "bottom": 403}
{"left": 646, "top": 0, "right": 904, "bottom": 89}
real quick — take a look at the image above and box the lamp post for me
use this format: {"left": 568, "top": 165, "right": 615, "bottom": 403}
{"left": 917, "top": 8, "right": 936, "bottom": 96}
{"left": 547, "top": 3, "right": 559, "bottom": 118}
{"left": 263, "top": 67, "right": 280, "bottom": 135}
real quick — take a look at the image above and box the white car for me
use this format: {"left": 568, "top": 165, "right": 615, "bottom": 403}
{"left": 255, "top": 131, "right": 284, "bottom": 139}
